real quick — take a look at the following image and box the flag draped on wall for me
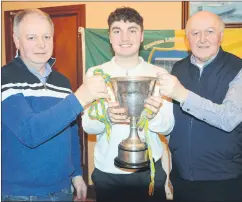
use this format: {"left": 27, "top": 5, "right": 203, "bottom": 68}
{"left": 80, "top": 28, "right": 242, "bottom": 73}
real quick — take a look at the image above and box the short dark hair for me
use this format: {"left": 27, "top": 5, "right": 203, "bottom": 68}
{"left": 108, "top": 7, "right": 144, "bottom": 31}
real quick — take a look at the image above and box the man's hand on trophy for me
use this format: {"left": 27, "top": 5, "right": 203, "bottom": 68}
{"left": 158, "top": 72, "right": 188, "bottom": 103}
{"left": 75, "top": 75, "right": 109, "bottom": 107}
{"left": 144, "top": 96, "right": 163, "bottom": 120}
{"left": 107, "top": 102, "right": 130, "bottom": 123}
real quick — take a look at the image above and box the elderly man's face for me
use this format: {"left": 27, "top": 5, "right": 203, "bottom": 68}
{"left": 186, "top": 12, "right": 223, "bottom": 64}
{"left": 13, "top": 13, "right": 54, "bottom": 71}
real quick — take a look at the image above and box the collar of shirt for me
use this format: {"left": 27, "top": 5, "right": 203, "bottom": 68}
{"left": 190, "top": 50, "right": 219, "bottom": 74}
{"left": 111, "top": 56, "right": 144, "bottom": 76}
{"left": 25, "top": 57, "right": 55, "bottom": 84}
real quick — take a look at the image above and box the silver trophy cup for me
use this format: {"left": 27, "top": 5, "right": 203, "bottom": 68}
{"left": 110, "top": 76, "right": 157, "bottom": 169}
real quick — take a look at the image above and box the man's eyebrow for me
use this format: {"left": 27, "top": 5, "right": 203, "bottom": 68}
{"left": 111, "top": 27, "right": 121, "bottom": 31}
{"left": 128, "top": 26, "right": 139, "bottom": 30}
{"left": 26, "top": 33, "right": 37, "bottom": 36}
{"left": 111, "top": 26, "right": 139, "bottom": 31}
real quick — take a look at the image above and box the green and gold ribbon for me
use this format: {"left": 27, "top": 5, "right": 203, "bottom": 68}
{"left": 88, "top": 69, "right": 112, "bottom": 141}
{"left": 137, "top": 108, "right": 156, "bottom": 196}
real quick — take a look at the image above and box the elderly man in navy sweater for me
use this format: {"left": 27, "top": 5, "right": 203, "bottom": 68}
{"left": 158, "top": 11, "right": 242, "bottom": 202}
{"left": 1, "top": 9, "right": 108, "bottom": 201}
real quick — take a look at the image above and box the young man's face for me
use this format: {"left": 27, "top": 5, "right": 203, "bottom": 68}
{"left": 13, "top": 13, "right": 54, "bottom": 70}
{"left": 109, "top": 20, "right": 144, "bottom": 58}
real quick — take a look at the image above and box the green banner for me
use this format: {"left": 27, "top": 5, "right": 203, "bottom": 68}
{"left": 83, "top": 28, "right": 176, "bottom": 72}
{"left": 82, "top": 28, "right": 242, "bottom": 73}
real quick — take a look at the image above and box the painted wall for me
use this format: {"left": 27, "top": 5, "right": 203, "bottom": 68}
{"left": 2, "top": 1, "right": 182, "bottom": 66}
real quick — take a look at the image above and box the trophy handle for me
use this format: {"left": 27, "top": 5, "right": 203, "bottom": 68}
{"left": 107, "top": 82, "right": 117, "bottom": 103}
{"left": 149, "top": 78, "right": 160, "bottom": 97}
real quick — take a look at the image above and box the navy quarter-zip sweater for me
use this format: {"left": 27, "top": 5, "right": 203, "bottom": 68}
{"left": 2, "top": 57, "right": 83, "bottom": 195}
{"left": 170, "top": 48, "right": 242, "bottom": 181}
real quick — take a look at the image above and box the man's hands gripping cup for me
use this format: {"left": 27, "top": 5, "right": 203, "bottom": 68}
{"left": 74, "top": 74, "right": 109, "bottom": 107}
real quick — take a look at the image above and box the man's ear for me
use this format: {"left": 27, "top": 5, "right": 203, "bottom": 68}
{"left": 220, "top": 31, "right": 224, "bottom": 43}
{"left": 141, "top": 31, "right": 144, "bottom": 42}
{"left": 109, "top": 31, "right": 112, "bottom": 44}
{"left": 13, "top": 33, "right": 20, "bottom": 49}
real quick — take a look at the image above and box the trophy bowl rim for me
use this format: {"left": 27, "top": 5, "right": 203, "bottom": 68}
{"left": 110, "top": 76, "right": 156, "bottom": 82}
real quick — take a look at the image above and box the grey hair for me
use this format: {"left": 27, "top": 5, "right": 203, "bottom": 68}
{"left": 13, "top": 8, "right": 54, "bottom": 35}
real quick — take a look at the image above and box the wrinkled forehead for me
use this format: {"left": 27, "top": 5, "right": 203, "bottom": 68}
{"left": 110, "top": 20, "right": 141, "bottom": 31}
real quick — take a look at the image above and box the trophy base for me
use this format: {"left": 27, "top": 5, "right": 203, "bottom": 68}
{"left": 114, "top": 157, "right": 150, "bottom": 169}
